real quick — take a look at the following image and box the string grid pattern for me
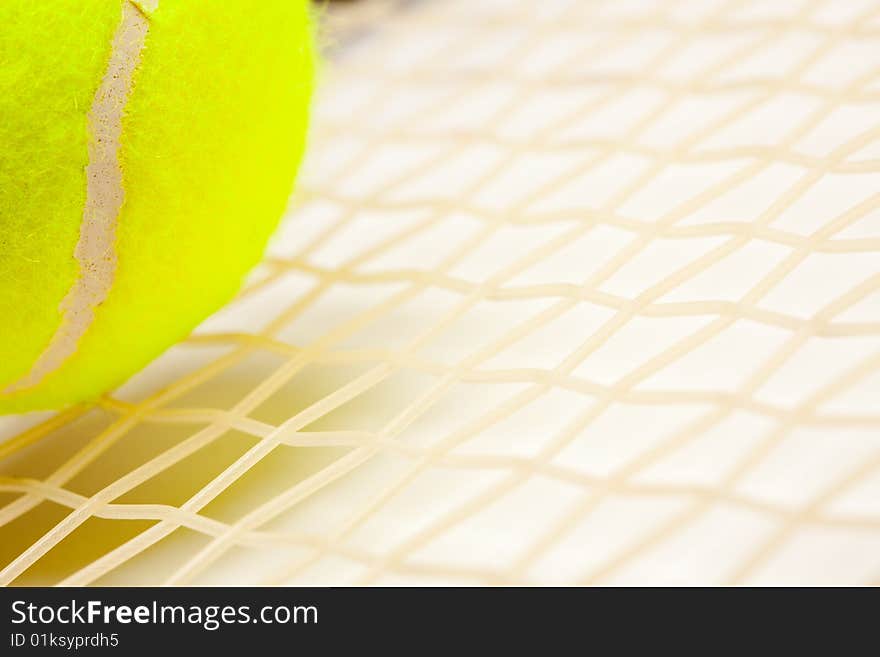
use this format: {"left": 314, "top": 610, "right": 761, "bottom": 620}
{"left": 2, "top": 0, "right": 880, "bottom": 585}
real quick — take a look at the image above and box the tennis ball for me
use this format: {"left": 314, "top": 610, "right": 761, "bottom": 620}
{"left": 0, "top": 0, "right": 315, "bottom": 414}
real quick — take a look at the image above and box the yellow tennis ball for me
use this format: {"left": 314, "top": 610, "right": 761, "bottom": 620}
{"left": 0, "top": 0, "right": 315, "bottom": 414}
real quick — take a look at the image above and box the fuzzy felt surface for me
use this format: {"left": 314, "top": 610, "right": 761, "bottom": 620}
{"left": 0, "top": 1, "right": 122, "bottom": 401}
{"left": 0, "top": 0, "right": 315, "bottom": 413}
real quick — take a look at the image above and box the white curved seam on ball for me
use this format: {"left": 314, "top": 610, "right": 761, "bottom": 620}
{"left": 133, "top": 0, "right": 160, "bottom": 16}
{"left": 3, "top": 0, "right": 156, "bottom": 395}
